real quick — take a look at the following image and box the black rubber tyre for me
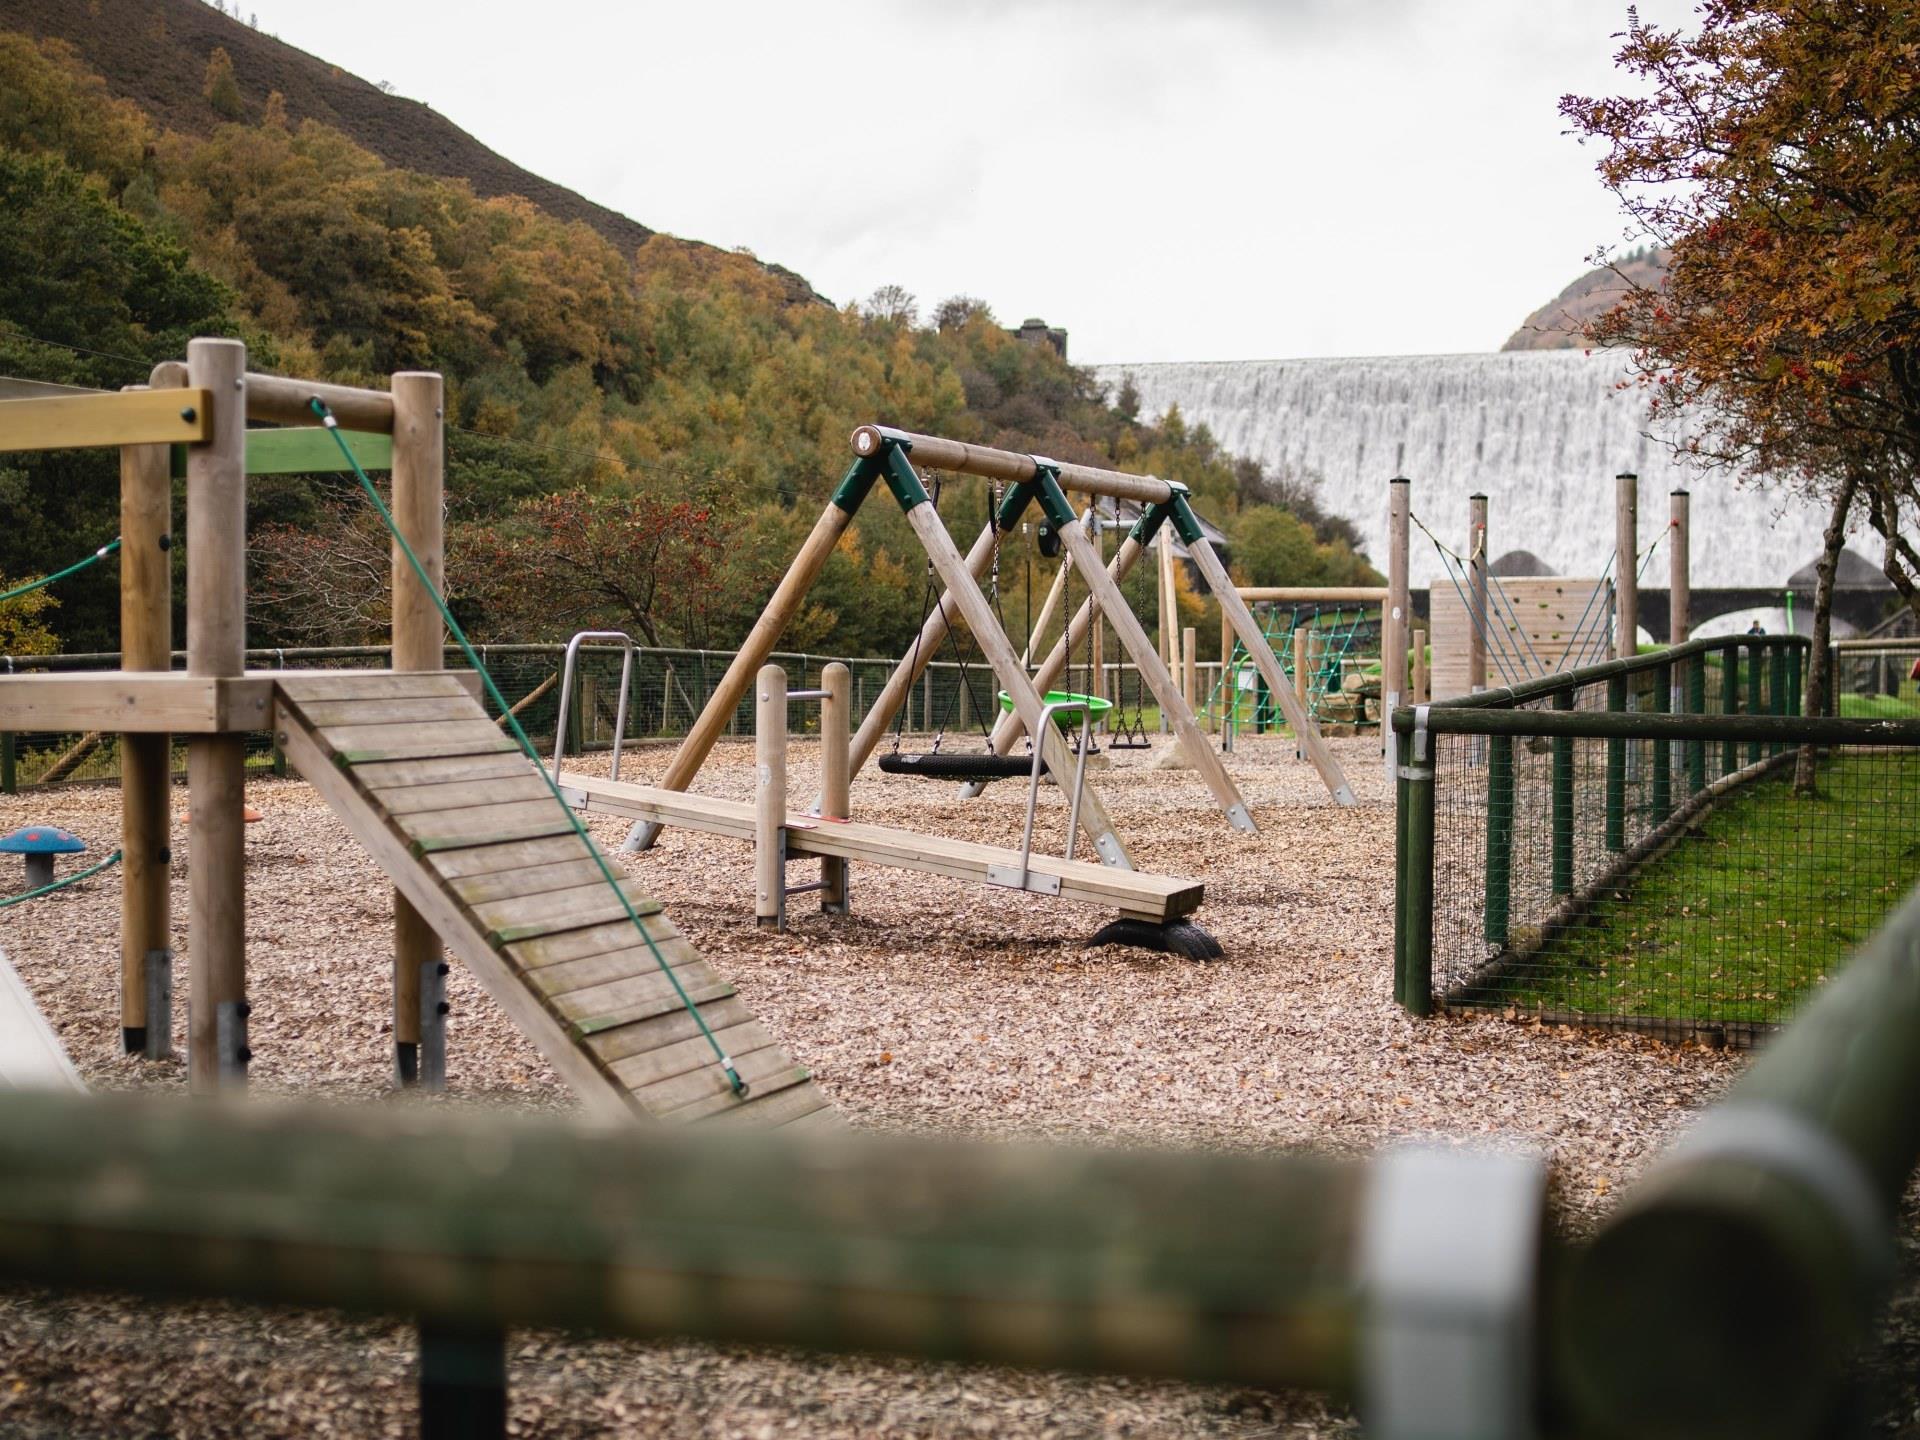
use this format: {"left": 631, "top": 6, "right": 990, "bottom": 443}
{"left": 1086, "top": 917, "right": 1226, "bottom": 961}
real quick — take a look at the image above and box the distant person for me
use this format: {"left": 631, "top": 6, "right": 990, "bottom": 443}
{"left": 1746, "top": 618, "right": 1767, "bottom": 636}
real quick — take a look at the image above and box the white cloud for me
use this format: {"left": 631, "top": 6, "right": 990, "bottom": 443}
{"left": 239, "top": 0, "right": 1693, "bottom": 362}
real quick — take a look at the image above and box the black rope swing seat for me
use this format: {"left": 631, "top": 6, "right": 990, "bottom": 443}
{"left": 878, "top": 750, "right": 1038, "bottom": 780}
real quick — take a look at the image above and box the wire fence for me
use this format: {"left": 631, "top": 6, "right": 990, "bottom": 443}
{"left": 0, "top": 644, "right": 1207, "bottom": 792}
{"left": 1393, "top": 635, "right": 1920, "bottom": 1044}
{"left": 1202, "top": 604, "right": 1384, "bottom": 733}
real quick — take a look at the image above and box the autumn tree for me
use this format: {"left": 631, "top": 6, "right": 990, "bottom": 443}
{"left": 1564, "top": 1, "right": 1920, "bottom": 782}
{"left": 462, "top": 487, "right": 741, "bottom": 648}
{"left": 203, "top": 46, "right": 243, "bottom": 119}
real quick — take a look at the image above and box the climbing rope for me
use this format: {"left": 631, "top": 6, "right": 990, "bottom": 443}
{"left": 0, "top": 538, "right": 121, "bottom": 605}
{"left": 311, "top": 400, "right": 747, "bottom": 1098}
{"left": 0, "top": 848, "right": 122, "bottom": 909}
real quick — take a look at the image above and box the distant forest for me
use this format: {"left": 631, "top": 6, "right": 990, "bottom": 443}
{"left": 0, "top": 33, "right": 1378, "bottom": 660}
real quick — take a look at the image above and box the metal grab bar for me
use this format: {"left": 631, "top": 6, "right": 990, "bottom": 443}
{"left": 989, "top": 700, "right": 1093, "bottom": 896}
{"left": 550, "top": 632, "right": 637, "bottom": 782}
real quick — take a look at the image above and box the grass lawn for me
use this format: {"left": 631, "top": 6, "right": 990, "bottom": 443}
{"left": 1489, "top": 749, "right": 1920, "bottom": 1024}
{"left": 1839, "top": 691, "right": 1920, "bottom": 719}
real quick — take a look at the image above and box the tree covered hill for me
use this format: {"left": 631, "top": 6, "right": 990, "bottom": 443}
{"left": 0, "top": 23, "right": 1376, "bottom": 660}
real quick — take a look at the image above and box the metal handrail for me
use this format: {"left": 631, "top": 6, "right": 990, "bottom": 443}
{"left": 1003, "top": 701, "right": 1094, "bottom": 892}
{"left": 550, "top": 632, "right": 637, "bottom": 782}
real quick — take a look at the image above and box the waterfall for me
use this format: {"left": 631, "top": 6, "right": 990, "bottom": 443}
{"left": 1092, "top": 351, "right": 1842, "bottom": 589}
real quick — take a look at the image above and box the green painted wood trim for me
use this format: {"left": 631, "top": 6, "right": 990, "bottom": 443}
{"left": 170, "top": 428, "right": 393, "bottom": 478}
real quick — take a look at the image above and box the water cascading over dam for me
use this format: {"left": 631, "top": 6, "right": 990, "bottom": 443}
{"left": 1092, "top": 350, "right": 1841, "bottom": 589}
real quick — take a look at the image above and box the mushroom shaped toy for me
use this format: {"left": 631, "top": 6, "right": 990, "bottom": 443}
{"left": 0, "top": 825, "right": 87, "bottom": 892}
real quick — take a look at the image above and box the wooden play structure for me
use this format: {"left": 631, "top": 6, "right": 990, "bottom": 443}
{"left": 1206, "top": 586, "right": 1388, "bottom": 736}
{"left": 621, "top": 424, "right": 1357, "bottom": 868}
{"left": 562, "top": 660, "right": 1213, "bottom": 951}
{"left": 0, "top": 340, "right": 826, "bottom": 1126}
{"left": 1407, "top": 475, "right": 1690, "bottom": 702}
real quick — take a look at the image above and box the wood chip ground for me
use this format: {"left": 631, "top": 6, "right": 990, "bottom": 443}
{"left": 2, "top": 732, "right": 1904, "bottom": 1437}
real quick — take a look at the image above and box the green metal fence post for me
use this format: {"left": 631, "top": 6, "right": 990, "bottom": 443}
{"left": 0, "top": 732, "right": 13, "bottom": 795}
{"left": 1788, "top": 642, "right": 1803, "bottom": 717}
{"left": 1722, "top": 641, "right": 1740, "bottom": 775}
{"left": 1770, "top": 644, "right": 1789, "bottom": 755}
{"left": 1553, "top": 690, "right": 1576, "bottom": 893}
{"left": 1747, "top": 643, "right": 1765, "bottom": 766}
{"left": 1651, "top": 659, "right": 1672, "bottom": 822}
{"left": 1687, "top": 653, "right": 1708, "bottom": 794}
{"left": 1394, "top": 727, "right": 1411, "bottom": 1007}
{"left": 1484, "top": 732, "right": 1513, "bottom": 945}
{"left": 1394, "top": 720, "right": 1435, "bottom": 1016}
{"left": 1605, "top": 675, "right": 1626, "bottom": 852}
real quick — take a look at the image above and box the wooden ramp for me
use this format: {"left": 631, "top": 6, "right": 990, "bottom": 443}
{"left": 560, "top": 773, "right": 1206, "bottom": 923}
{"left": 0, "top": 948, "right": 85, "bottom": 1094}
{"left": 273, "top": 673, "right": 832, "bottom": 1129}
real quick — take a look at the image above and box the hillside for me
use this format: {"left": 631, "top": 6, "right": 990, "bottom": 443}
{"left": 0, "top": 0, "right": 825, "bottom": 305}
{"left": 1501, "top": 248, "right": 1668, "bottom": 351}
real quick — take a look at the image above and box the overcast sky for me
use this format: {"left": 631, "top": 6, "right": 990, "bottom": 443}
{"left": 239, "top": 0, "right": 1691, "bottom": 364}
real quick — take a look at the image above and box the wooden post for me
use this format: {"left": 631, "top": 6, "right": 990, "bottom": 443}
{"left": 390, "top": 372, "right": 446, "bottom": 1089}
{"left": 1186, "top": 535, "right": 1358, "bottom": 807}
{"left": 840, "top": 519, "right": 1002, "bottom": 771}
{"left": 1047, "top": 512, "right": 1256, "bottom": 834}
{"left": 120, "top": 363, "right": 180, "bottom": 1060}
{"left": 1616, "top": 473, "right": 1639, "bottom": 660}
{"left": 755, "top": 665, "right": 786, "bottom": 927}
{"left": 900, "top": 500, "right": 1134, "bottom": 869}
{"left": 1215, "top": 602, "right": 1232, "bottom": 732}
{"left": 820, "top": 663, "right": 850, "bottom": 914}
{"left": 1468, "top": 493, "right": 1488, "bottom": 693}
{"left": 630, "top": 495, "right": 859, "bottom": 849}
{"left": 1292, "top": 625, "right": 1310, "bottom": 711}
{"left": 964, "top": 533, "right": 1149, "bottom": 769}
{"left": 185, "top": 337, "right": 248, "bottom": 1095}
{"left": 1412, "top": 626, "right": 1430, "bottom": 703}
{"left": 1157, "top": 527, "right": 1177, "bottom": 732}
{"left": 1385, "top": 477, "right": 1410, "bottom": 773}
{"left": 1181, "top": 627, "right": 1197, "bottom": 714}
{"left": 1669, "top": 488, "right": 1690, "bottom": 645}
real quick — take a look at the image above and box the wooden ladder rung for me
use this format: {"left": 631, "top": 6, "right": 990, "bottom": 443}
{"left": 483, "top": 887, "right": 665, "bottom": 948}
{"left": 643, "top": 1051, "right": 812, "bottom": 1122}
{"left": 527, "top": 931, "right": 699, "bottom": 999}
{"left": 607, "top": 1019, "right": 777, "bottom": 1092}
{"left": 580, "top": 995, "right": 758, "bottom": 1064}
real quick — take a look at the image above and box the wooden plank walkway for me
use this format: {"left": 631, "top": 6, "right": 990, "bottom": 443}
{"left": 0, "top": 948, "right": 85, "bottom": 1094}
{"left": 274, "top": 674, "right": 831, "bottom": 1129}
{"left": 560, "top": 774, "right": 1207, "bottom": 922}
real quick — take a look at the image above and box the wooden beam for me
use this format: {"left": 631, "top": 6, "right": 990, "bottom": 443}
{"left": 972, "top": 533, "right": 1148, "bottom": 766}
{"left": 0, "top": 675, "right": 273, "bottom": 733}
{"left": 1185, "top": 535, "right": 1358, "bottom": 807}
{"left": 1238, "top": 587, "right": 1390, "bottom": 603}
{"left": 565, "top": 775, "right": 1202, "bottom": 921}
{"left": 121, "top": 371, "right": 175, "bottom": 1058}
{"left": 1048, "top": 500, "right": 1257, "bottom": 833}
{"left": 900, "top": 483, "right": 1134, "bottom": 870}
{"left": 845, "top": 519, "right": 998, "bottom": 779}
{"left": 632, "top": 496, "right": 857, "bottom": 849}
{"left": 0, "top": 389, "right": 210, "bottom": 452}
{"left": 851, "top": 424, "right": 1173, "bottom": 505}
{"left": 185, "top": 339, "right": 250, "bottom": 1095}
{"left": 0, "top": 1086, "right": 1367, "bottom": 1395}
{"left": 244, "top": 372, "right": 395, "bottom": 433}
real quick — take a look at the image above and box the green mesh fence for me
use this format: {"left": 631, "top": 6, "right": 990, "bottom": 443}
{"left": 1393, "top": 635, "right": 1920, "bottom": 1043}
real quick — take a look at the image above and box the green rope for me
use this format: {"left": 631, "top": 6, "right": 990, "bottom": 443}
{"left": 0, "top": 538, "right": 121, "bottom": 605}
{"left": 0, "top": 848, "right": 122, "bottom": 909}
{"left": 310, "top": 400, "right": 747, "bottom": 1099}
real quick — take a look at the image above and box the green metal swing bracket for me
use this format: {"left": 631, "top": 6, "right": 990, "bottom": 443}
{"left": 829, "top": 453, "right": 884, "bottom": 514}
{"left": 1167, "top": 490, "right": 1207, "bottom": 547}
